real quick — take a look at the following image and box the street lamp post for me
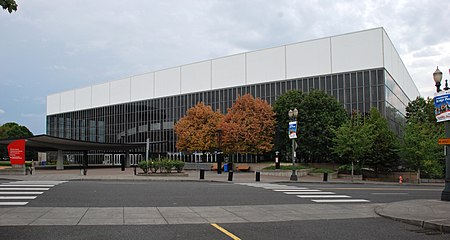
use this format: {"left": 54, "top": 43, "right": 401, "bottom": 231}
{"left": 433, "top": 66, "right": 450, "bottom": 201}
{"left": 288, "top": 108, "right": 299, "bottom": 181}
{"left": 217, "top": 129, "right": 222, "bottom": 174}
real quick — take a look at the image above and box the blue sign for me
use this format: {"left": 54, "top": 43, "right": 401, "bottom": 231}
{"left": 434, "top": 92, "right": 450, "bottom": 122}
{"left": 289, "top": 121, "right": 297, "bottom": 139}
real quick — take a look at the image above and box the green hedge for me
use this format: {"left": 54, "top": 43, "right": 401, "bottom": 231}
{"left": 138, "top": 159, "right": 185, "bottom": 173}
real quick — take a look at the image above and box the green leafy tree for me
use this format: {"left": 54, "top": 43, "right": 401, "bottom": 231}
{"left": 174, "top": 102, "right": 223, "bottom": 155}
{"left": 1, "top": 0, "right": 17, "bottom": 13}
{"left": 297, "top": 90, "right": 347, "bottom": 162}
{"left": 401, "top": 96, "right": 444, "bottom": 179}
{"left": 401, "top": 122, "right": 443, "bottom": 179}
{"left": 332, "top": 110, "right": 373, "bottom": 170}
{"left": 364, "top": 108, "right": 399, "bottom": 173}
{"left": 219, "top": 94, "right": 275, "bottom": 155}
{"left": 272, "top": 90, "right": 305, "bottom": 159}
{"left": 0, "top": 122, "right": 34, "bottom": 160}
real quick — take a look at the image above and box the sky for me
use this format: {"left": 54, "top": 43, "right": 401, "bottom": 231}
{"left": 1, "top": 0, "right": 450, "bottom": 134}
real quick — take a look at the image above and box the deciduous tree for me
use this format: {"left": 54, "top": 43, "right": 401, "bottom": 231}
{"left": 174, "top": 102, "right": 223, "bottom": 154}
{"left": 219, "top": 94, "right": 275, "bottom": 155}
{"left": 1, "top": 0, "right": 17, "bottom": 13}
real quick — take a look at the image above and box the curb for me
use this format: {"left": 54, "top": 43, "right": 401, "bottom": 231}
{"left": 374, "top": 205, "right": 450, "bottom": 233}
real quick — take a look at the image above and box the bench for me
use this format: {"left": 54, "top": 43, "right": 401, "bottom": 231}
{"left": 211, "top": 163, "right": 224, "bottom": 171}
{"left": 236, "top": 164, "right": 251, "bottom": 172}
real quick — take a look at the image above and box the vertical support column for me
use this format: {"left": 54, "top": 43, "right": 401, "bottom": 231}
{"left": 56, "top": 150, "right": 64, "bottom": 170}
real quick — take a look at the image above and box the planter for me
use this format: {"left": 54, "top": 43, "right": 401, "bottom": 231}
{"left": 260, "top": 169, "right": 311, "bottom": 177}
{"left": 337, "top": 174, "right": 363, "bottom": 181}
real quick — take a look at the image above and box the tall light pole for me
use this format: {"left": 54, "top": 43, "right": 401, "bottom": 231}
{"left": 288, "top": 108, "right": 298, "bottom": 181}
{"left": 433, "top": 66, "right": 450, "bottom": 201}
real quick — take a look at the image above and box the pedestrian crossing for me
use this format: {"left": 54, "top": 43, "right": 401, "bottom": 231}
{"left": 0, "top": 181, "right": 66, "bottom": 206}
{"left": 236, "top": 183, "right": 370, "bottom": 203}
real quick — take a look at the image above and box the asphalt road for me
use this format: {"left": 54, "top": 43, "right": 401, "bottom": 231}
{"left": 0, "top": 180, "right": 446, "bottom": 239}
{"left": 0, "top": 218, "right": 446, "bottom": 240}
{"left": 21, "top": 181, "right": 443, "bottom": 207}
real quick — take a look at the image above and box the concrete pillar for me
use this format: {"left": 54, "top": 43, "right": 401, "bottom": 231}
{"left": 56, "top": 150, "right": 64, "bottom": 170}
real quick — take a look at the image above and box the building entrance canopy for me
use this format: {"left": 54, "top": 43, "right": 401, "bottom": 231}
{"left": 0, "top": 134, "right": 145, "bottom": 152}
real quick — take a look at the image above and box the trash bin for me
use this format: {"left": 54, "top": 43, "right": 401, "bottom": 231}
{"left": 224, "top": 164, "right": 228, "bottom": 172}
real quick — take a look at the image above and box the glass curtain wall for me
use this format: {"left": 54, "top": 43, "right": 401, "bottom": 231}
{"left": 47, "top": 68, "right": 412, "bottom": 159}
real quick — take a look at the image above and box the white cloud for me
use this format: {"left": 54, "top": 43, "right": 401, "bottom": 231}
{"left": 0, "top": 109, "right": 5, "bottom": 114}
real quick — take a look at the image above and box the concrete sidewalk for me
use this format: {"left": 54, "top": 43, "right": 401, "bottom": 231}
{"left": 375, "top": 199, "right": 450, "bottom": 233}
{"left": 0, "top": 168, "right": 449, "bottom": 233}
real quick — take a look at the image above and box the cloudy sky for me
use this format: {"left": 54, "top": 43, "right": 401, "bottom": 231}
{"left": 1, "top": 0, "right": 450, "bottom": 134}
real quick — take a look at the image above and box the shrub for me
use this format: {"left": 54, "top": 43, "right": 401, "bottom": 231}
{"left": 337, "top": 164, "right": 361, "bottom": 175}
{"left": 173, "top": 160, "right": 185, "bottom": 173}
{"left": 161, "top": 159, "right": 174, "bottom": 173}
{"left": 138, "top": 161, "right": 149, "bottom": 173}
{"left": 151, "top": 160, "right": 161, "bottom": 173}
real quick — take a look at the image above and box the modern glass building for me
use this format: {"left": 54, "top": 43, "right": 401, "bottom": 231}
{"left": 46, "top": 27, "right": 420, "bottom": 163}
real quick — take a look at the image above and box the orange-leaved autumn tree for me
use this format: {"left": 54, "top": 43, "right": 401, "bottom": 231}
{"left": 219, "top": 94, "right": 275, "bottom": 155}
{"left": 174, "top": 102, "right": 223, "bottom": 153}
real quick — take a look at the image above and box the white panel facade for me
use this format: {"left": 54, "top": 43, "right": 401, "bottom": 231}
{"left": 331, "top": 28, "right": 383, "bottom": 73}
{"left": 154, "top": 67, "right": 181, "bottom": 98}
{"left": 110, "top": 78, "right": 131, "bottom": 105}
{"left": 383, "top": 30, "right": 420, "bottom": 99}
{"left": 212, "top": 54, "right": 246, "bottom": 89}
{"left": 46, "top": 94, "right": 60, "bottom": 115}
{"left": 60, "top": 90, "right": 75, "bottom": 113}
{"left": 131, "top": 73, "right": 154, "bottom": 101}
{"left": 92, "top": 83, "right": 110, "bottom": 108}
{"left": 286, "top": 38, "right": 332, "bottom": 79}
{"left": 181, "top": 61, "right": 211, "bottom": 94}
{"left": 247, "top": 46, "right": 286, "bottom": 84}
{"left": 75, "top": 87, "right": 92, "bottom": 110}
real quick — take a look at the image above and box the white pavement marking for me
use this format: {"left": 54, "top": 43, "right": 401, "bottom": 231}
{"left": 297, "top": 195, "right": 351, "bottom": 198}
{"left": 312, "top": 199, "right": 370, "bottom": 203}
{"left": 0, "top": 185, "right": 55, "bottom": 187}
{"left": 0, "top": 202, "right": 28, "bottom": 206}
{"left": 0, "top": 196, "right": 37, "bottom": 200}
{"left": 0, "top": 192, "right": 43, "bottom": 195}
{"left": 277, "top": 189, "right": 320, "bottom": 192}
{"left": 273, "top": 189, "right": 309, "bottom": 191}
{"left": 0, "top": 188, "right": 49, "bottom": 191}
{"left": 371, "top": 193, "right": 408, "bottom": 195}
{"left": 284, "top": 192, "right": 336, "bottom": 195}
{"left": 5, "top": 181, "right": 66, "bottom": 185}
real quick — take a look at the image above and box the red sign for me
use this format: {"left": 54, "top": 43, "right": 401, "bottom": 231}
{"left": 7, "top": 139, "right": 26, "bottom": 165}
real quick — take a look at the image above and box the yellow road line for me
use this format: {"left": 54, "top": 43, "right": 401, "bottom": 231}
{"left": 318, "top": 188, "right": 440, "bottom": 191}
{"left": 211, "top": 223, "right": 241, "bottom": 240}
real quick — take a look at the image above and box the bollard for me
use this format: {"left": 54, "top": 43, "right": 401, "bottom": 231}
{"left": 134, "top": 165, "right": 137, "bottom": 175}
{"left": 323, "top": 172, "right": 328, "bottom": 182}
{"left": 228, "top": 171, "right": 233, "bottom": 181}
{"left": 83, "top": 168, "right": 87, "bottom": 176}
{"left": 256, "top": 171, "right": 260, "bottom": 182}
{"left": 200, "top": 169, "right": 205, "bottom": 179}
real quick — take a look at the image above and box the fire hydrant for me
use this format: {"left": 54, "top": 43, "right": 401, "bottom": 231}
{"left": 399, "top": 175, "right": 403, "bottom": 184}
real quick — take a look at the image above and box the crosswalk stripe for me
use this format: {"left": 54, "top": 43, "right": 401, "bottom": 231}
{"left": 6, "top": 181, "right": 66, "bottom": 185}
{"left": 312, "top": 199, "right": 370, "bottom": 203}
{"left": 0, "top": 188, "right": 49, "bottom": 191}
{"left": 297, "top": 195, "right": 351, "bottom": 198}
{"left": 0, "top": 202, "right": 29, "bottom": 206}
{"left": 284, "top": 192, "right": 335, "bottom": 195}
{"left": 0, "top": 185, "right": 55, "bottom": 187}
{"left": 273, "top": 189, "right": 309, "bottom": 191}
{"left": 0, "top": 192, "right": 43, "bottom": 195}
{"left": 0, "top": 196, "right": 37, "bottom": 200}
{"left": 277, "top": 189, "right": 320, "bottom": 192}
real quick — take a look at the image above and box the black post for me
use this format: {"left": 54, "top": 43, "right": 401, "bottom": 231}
{"left": 323, "top": 172, "right": 328, "bottom": 182}
{"left": 442, "top": 122, "right": 450, "bottom": 201}
{"left": 83, "top": 151, "right": 88, "bottom": 176}
{"left": 275, "top": 152, "right": 280, "bottom": 170}
{"left": 217, "top": 154, "right": 222, "bottom": 174}
{"left": 256, "top": 171, "right": 260, "bottom": 182}
{"left": 200, "top": 169, "right": 205, "bottom": 179}
{"left": 228, "top": 171, "right": 233, "bottom": 181}
{"left": 134, "top": 165, "right": 137, "bottom": 175}
{"left": 217, "top": 129, "right": 222, "bottom": 174}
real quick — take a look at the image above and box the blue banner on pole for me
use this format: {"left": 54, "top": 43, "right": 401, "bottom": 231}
{"left": 434, "top": 92, "right": 450, "bottom": 122}
{"left": 289, "top": 121, "right": 297, "bottom": 139}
